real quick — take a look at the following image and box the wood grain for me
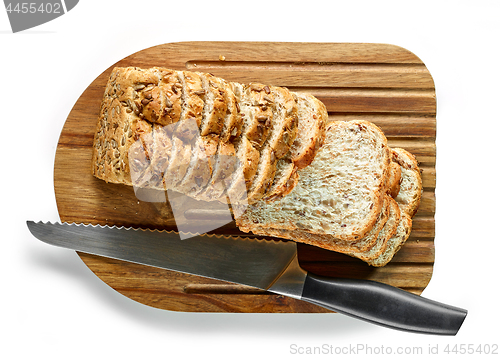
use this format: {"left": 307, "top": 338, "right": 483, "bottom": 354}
{"left": 54, "top": 42, "right": 436, "bottom": 313}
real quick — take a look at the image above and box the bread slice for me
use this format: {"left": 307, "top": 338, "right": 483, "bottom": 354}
{"left": 385, "top": 161, "right": 402, "bottom": 198}
{"left": 289, "top": 93, "right": 328, "bottom": 169}
{"left": 392, "top": 148, "right": 422, "bottom": 217}
{"left": 199, "top": 73, "right": 227, "bottom": 136}
{"left": 174, "top": 133, "right": 219, "bottom": 197}
{"left": 196, "top": 141, "right": 237, "bottom": 201}
{"left": 236, "top": 120, "right": 392, "bottom": 241}
{"left": 249, "top": 151, "right": 407, "bottom": 256}
{"left": 244, "top": 86, "right": 299, "bottom": 204}
{"left": 139, "top": 68, "right": 183, "bottom": 126}
{"left": 245, "top": 149, "right": 420, "bottom": 266}
{"left": 250, "top": 195, "right": 391, "bottom": 254}
{"left": 221, "top": 82, "right": 270, "bottom": 203}
{"left": 218, "top": 78, "right": 243, "bottom": 143}
{"left": 262, "top": 92, "right": 327, "bottom": 201}
{"left": 163, "top": 135, "right": 192, "bottom": 189}
{"left": 171, "top": 71, "right": 227, "bottom": 198}
{"left": 363, "top": 148, "right": 422, "bottom": 266}
{"left": 223, "top": 136, "right": 260, "bottom": 203}
{"left": 195, "top": 77, "right": 242, "bottom": 202}
{"left": 232, "top": 82, "right": 274, "bottom": 150}
{"left": 262, "top": 157, "right": 298, "bottom": 202}
{"left": 367, "top": 213, "right": 412, "bottom": 267}
{"left": 349, "top": 197, "right": 401, "bottom": 261}
{"left": 147, "top": 124, "right": 173, "bottom": 189}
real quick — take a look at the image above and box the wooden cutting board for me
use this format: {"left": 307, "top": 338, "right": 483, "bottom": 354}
{"left": 54, "top": 42, "right": 436, "bottom": 313}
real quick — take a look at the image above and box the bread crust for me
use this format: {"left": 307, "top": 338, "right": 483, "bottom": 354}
{"left": 176, "top": 71, "right": 204, "bottom": 140}
{"left": 230, "top": 83, "right": 273, "bottom": 149}
{"left": 385, "top": 161, "right": 402, "bottom": 198}
{"left": 140, "top": 69, "right": 183, "bottom": 126}
{"left": 199, "top": 73, "right": 227, "bottom": 136}
{"left": 244, "top": 86, "right": 299, "bottom": 204}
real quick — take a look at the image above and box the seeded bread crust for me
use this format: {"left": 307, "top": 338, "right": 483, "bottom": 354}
{"left": 93, "top": 67, "right": 326, "bottom": 205}
{"left": 199, "top": 73, "right": 227, "bottom": 136}
{"left": 234, "top": 83, "right": 275, "bottom": 149}
{"left": 175, "top": 71, "right": 205, "bottom": 140}
{"left": 219, "top": 78, "right": 242, "bottom": 142}
{"left": 268, "top": 86, "right": 299, "bottom": 159}
{"left": 244, "top": 86, "right": 299, "bottom": 204}
{"left": 140, "top": 69, "right": 183, "bottom": 126}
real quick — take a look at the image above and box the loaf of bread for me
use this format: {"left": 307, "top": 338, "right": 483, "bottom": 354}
{"left": 92, "top": 67, "right": 327, "bottom": 205}
{"left": 92, "top": 67, "right": 422, "bottom": 266}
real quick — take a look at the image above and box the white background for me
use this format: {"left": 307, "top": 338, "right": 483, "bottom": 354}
{"left": 2, "top": 1, "right": 499, "bottom": 357}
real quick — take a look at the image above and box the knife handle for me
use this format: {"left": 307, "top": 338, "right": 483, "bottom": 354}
{"left": 301, "top": 273, "right": 467, "bottom": 335}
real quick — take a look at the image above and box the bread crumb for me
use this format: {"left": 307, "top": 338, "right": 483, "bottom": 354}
{"left": 219, "top": 55, "right": 226, "bottom": 61}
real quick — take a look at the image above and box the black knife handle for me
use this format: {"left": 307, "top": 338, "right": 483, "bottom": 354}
{"left": 301, "top": 273, "right": 467, "bottom": 335}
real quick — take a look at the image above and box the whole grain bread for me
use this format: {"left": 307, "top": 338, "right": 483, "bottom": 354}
{"left": 289, "top": 93, "right": 328, "bottom": 169}
{"left": 365, "top": 148, "right": 422, "bottom": 266}
{"left": 244, "top": 86, "right": 299, "bottom": 204}
{"left": 250, "top": 195, "right": 391, "bottom": 254}
{"left": 236, "top": 120, "right": 392, "bottom": 241}
{"left": 92, "top": 67, "right": 326, "bottom": 204}
{"left": 349, "top": 196, "right": 401, "bottom": 261}
{"left": 92, "top": 67, "right": 425, "bottom": 267}
{"left": 244, "top": 148, "right": 421, "bottom": 266}
{"left": 392, "top": 148, "right": 422, "bottom": 217}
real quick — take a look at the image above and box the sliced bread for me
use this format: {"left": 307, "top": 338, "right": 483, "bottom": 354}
{"left": 250, "top": 195, "right": 391, "bottom": 254}
{"left": 367, "top": 213, "right": 412, "bottom": 267}
{"left": 392, "top": 148, "right": 422, "bottom": 217}
{"left": 349, "top": 196, "right": 401, "bottom": 261}
{"left": 288, "top": 93, "right": 328, "bottom": 169}
{"left": 199, "top": 73, "right": 227, "bottom": 136}
{"left": 244, "top": 86, "right": 299, "bottom": 204}
{"left": 262, "top": 157, "right": 299, "bottom": 202}
{"left": 236, "top": 120, "right": 392, "bottom": 241}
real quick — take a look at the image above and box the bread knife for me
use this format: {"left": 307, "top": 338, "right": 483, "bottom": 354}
{"left": 27, "top": 221, "right": 467, "bottom": 335}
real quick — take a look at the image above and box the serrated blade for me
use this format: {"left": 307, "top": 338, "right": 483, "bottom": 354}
{"left": 27, "top": 221, "right": 298, "bottom": 290}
